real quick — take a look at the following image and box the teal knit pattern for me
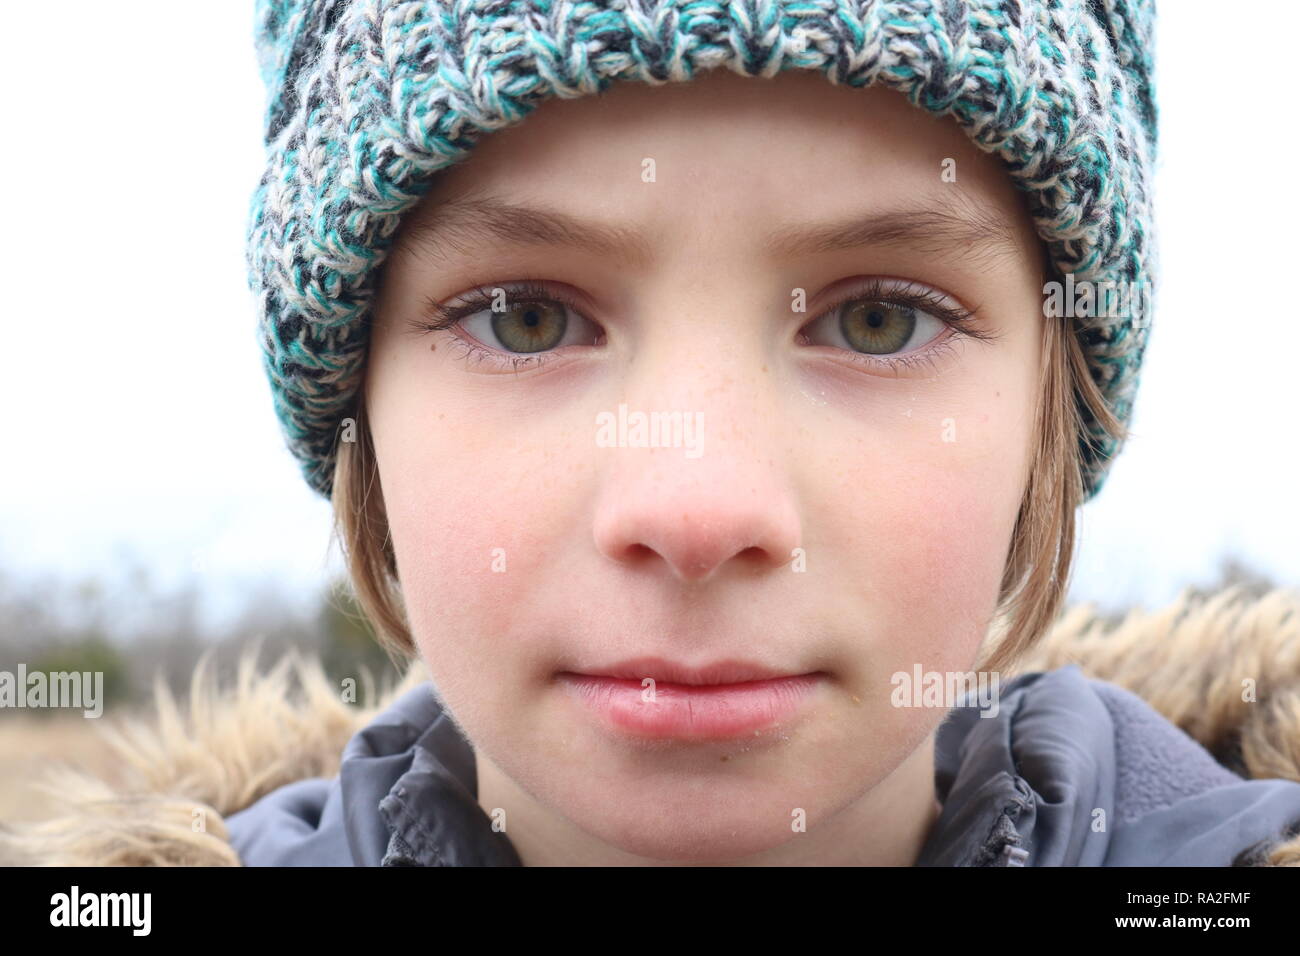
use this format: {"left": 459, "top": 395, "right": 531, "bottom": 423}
{"left": 248, "top": 0, "right": 1158, "bottom": 500}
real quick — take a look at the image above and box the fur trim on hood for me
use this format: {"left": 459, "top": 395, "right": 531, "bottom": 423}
{"left": 3, "top": 585, "right": 1299, "bottom": 866}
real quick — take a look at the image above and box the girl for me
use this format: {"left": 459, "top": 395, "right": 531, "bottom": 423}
{"left": 7, "top": 0, "right": 1300, "bottom": 868}
{"left": 227, "top": 0, "right": 1300, "bottom": 866}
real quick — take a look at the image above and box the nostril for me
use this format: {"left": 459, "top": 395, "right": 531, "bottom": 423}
{"left": 623, "top": 542, "right": 656, "bottom": 563}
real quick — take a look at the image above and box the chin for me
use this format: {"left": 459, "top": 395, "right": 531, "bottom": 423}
{"left": 560, "top": 782, "right": 818, "bottom": 864}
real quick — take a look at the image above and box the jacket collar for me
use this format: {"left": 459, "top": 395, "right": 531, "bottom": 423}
{"left": 914, "top": 666, "right": 1118, "bottom": 866}
{"left": 337, "top": 684, "right": 520, "bottom": 866}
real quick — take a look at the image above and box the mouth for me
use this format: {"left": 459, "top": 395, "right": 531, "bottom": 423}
{"left": 555, "top": 657, "right": 825, "bottom": 741}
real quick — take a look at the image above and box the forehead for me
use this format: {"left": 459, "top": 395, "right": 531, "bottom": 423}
{"left": 390, "top": 69, "right": 1043, "bottom": 275}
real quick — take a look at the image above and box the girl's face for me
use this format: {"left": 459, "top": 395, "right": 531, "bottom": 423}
{"left": 366, "top": 68, "right": 1045, "bottom": 864}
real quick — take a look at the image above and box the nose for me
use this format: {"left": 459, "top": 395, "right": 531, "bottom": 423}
{"left": 591, "top": 425, "right": 802, "bottom": 585}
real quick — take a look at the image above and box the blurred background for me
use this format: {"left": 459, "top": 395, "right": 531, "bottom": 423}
{"left": 1, "top": 1, "right": 1296, "bottom": 821}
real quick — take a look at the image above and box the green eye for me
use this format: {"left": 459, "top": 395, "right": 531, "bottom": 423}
{"left": 838, "top": 300, "right": 917, "bottom": 355}
{"left": 490, "top": 299, "right": 569, "bottom": 353}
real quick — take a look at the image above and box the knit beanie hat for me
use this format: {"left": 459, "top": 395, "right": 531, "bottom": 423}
{"left": 247, "top": 0, "right": 1157, "bottom": 501}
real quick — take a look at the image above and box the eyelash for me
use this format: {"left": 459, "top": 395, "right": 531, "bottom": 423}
{"left": 410, "top": 279, "right": 591, "bottom": 374}
{"left": 798, "top": 277, "right": 995, "bottom": 376}
{"left": 408, "top": 277, "right": 994, "bottom": 376}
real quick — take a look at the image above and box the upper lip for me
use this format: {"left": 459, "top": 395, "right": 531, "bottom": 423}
{"left": 561, "top": 657, "right": 807, "bottom": 686}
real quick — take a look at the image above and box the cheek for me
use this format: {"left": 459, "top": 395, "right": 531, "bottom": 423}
{"left": 813, "top": 377, "right": 1034, "bottom": 684}
{"left": 892, "top": 419, "right": 1026, "bottom": 620}
{"left": 373, "top": 409, "right": 584, "bottom": 695}
{"left": 883, "top": 460, "right": 1018, "bottom": 667}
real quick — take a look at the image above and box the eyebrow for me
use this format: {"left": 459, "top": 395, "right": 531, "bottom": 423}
{"left": 398, "top": 194, "right": 657, "bottom": 269}
{"left": 396, "top": 189, "right": 1023, "bottom": 269}
{"left": 762, "top": 191, "right": 1023, "bottom": 264}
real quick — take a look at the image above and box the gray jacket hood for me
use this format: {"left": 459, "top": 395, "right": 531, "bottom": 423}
{"left": 225, "top": 665, "right": 1300, "bottom": 866}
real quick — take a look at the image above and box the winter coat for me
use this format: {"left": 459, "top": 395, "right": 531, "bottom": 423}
{"left": 3, "top": 585, "right": 1299, "bottom": 866}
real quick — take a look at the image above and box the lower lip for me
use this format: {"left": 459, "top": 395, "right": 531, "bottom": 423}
{"left": 556, "top": 673, "right": 822, "bottom": 740}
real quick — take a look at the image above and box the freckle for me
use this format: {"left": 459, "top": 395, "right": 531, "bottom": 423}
{"left": 430, "top": 342, "right": 437, "bottom": 352}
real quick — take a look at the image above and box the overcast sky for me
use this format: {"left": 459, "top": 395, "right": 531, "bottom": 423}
{"left": 1, "top": 1, "right": 1295, "bottom": 635}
